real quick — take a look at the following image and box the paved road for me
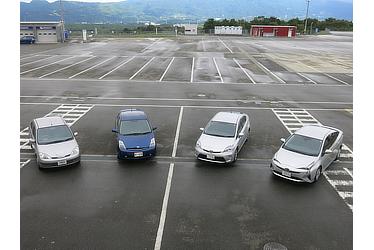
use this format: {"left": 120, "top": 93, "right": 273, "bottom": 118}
{"left": 20, "top": 36, "right": 353, "bottom": 250}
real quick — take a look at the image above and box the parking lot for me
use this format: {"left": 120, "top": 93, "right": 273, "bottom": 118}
{"left": 21, "top": 35, "right": 353, "bottom": 249}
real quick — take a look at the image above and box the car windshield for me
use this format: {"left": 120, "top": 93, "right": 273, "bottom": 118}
{"left": 37, "top": 125, "right": 73, "bottom": 145}
{"left": 120, "top": 119, "right": 151, "bottom": 136}
{"left": 283, "top": 134, "right": 322, "bottom": 157}
{"left": 204, "top": 121, "right": 236, "bottom": 137}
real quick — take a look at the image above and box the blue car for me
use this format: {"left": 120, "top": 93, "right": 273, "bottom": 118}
{"left": 112, "top": 109, "right": 157, "bottom": 159}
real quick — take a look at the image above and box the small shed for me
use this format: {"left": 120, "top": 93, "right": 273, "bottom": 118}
{"left": 183, "top": 24, "right": 197, "bottom": 35}
{"left": 250, "top": 25, "right": 296, "bottom": 38}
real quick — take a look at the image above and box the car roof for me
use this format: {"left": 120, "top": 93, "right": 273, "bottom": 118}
{"left": 295, "top": 125, "right": 337, "bottom": 140}
{"left": 34, "top": 116, "right": 66, "bottom": 128}
{"left": 211, "top": 111, "right": 243, "bottom": 124}
{"left": 119, "top": 109, "right": 147, "bottom": 121}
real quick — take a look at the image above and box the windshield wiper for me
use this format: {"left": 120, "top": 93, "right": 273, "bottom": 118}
{"left": 44, "top": 137, "right": 73, "bottom": 144}
{"left": 124, "top": 132, "right": 151, "bottom": 136}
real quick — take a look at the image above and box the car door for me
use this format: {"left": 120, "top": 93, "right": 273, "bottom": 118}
{"left": 115, "top": 115, "right": 121, "bottom": 140}
{"left": 321, "top": 134, "right": 334, "bottom": 170}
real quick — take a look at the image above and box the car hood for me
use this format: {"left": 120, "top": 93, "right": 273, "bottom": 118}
{"left": 198, "top": 133, "right": 236, "bottom": 152}
{"left": 119, "top": 133, "right": 154, "bottom": 149}
{"left": 38, "top": 139, "right": 78, "bottom": 157}
{"left": 274, "top": 147, "right": 317, "bottom": 170}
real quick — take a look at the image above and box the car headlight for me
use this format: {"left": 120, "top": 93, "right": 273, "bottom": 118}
{"left": 71, "top": 146, "right": 79, "bottom": 155}
{"left": 39, "top": 152, "right": 51, "bottom": 160}
{"left": 118, "top": 140, "right": 126, "bottom": 151}
{"left": 223, "top": 145, "right": 235, "bottom": 153}
{"left": 273, "top": 158, "right": 280, "bottom": 164}
{"left": 149, "top": 138, "right": 156, "bottom": 148}
{"left": 196, "top": 140, "right": 201, "bottom": 149}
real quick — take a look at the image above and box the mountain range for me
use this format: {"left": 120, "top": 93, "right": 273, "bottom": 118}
{"left": 20, "top": 0, "right": 353, "bottom": 24}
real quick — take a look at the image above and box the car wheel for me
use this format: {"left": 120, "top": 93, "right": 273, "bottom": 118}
{"left": 314, "top": 167, "right": 322, "bottom": 183}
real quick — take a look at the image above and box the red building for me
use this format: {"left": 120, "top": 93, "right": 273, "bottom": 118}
{"left": 250, "top": 25, "right": 297, "bottom": 37}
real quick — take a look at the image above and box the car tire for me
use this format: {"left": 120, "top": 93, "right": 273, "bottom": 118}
{"left": 313, "top": 167, "right": 322, "bottom": 183}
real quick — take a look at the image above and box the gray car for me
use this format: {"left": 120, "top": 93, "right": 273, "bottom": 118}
{"left": 29, "top": 116, "right": 80, "bottom": 169}
{"left": 270, "top": 125, "right": 343, "bottom": 183}
{"left": 195, "top": 111, "right": 250, "bottom": 163}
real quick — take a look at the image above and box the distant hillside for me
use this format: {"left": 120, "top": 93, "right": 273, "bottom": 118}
{"left": 20, "top": 0, "right": 353, "bottom": 23}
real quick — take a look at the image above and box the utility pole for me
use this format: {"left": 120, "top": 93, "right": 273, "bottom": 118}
{"left": 59, "top": 0, "right": 65, "bottom": 42}
{"left": 304, "top": 0, "right": 311, "bottom": 34}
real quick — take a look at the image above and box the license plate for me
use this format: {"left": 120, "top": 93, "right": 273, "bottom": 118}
{"left": 57, "top": 160, "right": 67, "bottom": 166}
{"left": 207, "top": 154, "right": 215, "bottom": 160}
{"left": 134, "top": 152, "right": 143, "bottom": 157}
{"left": 282, "top": 170, "right": 291, "bottom": 177}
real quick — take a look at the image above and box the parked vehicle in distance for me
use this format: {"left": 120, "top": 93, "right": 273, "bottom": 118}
{"left": 20, "top": 36, "right": 36, "bottom": 44}
{"left": 29, "top": 116, "right": 80, "bottom": 169}
{"left": 112, "top": 109, "right": 157, "bottom": 159}
{"left": 195, "top": 111, "right": 250, "bottom": 164}
{"left": 270, "top": 125, "right": 343, "bottom": 183}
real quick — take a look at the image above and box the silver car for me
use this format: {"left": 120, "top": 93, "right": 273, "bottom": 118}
{"left": 195, "top": 111, "right": 250, "bottom": 163}
{"left": 270, "top": 125, "right": 343, "bottom": 183}
{"left": 29, "top": 116, "right": 80, "bottom": 169}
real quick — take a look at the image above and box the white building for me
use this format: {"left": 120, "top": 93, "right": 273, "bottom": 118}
{"left": 214, "top": 26, "right": 242, "bottom": 35}
{"left": 183, "top": 24, "right": 198, "bottom": 35}
{"left": 20, "top": 21, "right": 64, "bottom": 43}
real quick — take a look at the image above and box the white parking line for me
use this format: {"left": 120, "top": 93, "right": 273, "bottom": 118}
{"left": 296, "top": 60, "right": 350, "bottom": 85}
{"left": 69, "top": 56, "right": 116, "bottom": 79}
{"left": 218, "top": 38, "right": 233, "bottom": 54}
{"left": 252, "top": 58, "right": 286, "bottom": 84}
{"left": 21, "top": 55, "right": 59, "bottom": 67}
{"left": 190, "top": 57, "right": 195, "bottom": 83}
{"left": 98, "top": 56, "right": 135, "bottom": 79}
{"left": 20, "top": 55, "right": 77, "bottom": 75}
{"left": 159, "top": 57, "right": 175, "bottom": 82}
{"left": 154, "top": 162, "right": 174, "bottom": 250}
{"left": 129, "top": 57, "right": 155, "bottom": 80}
{"left": 344, "top": 167, "right": 353, "bottom": 178}
{"left": 323, "top": 173, "right": 352, "bottom": 211}
{"left": 172, "top": 106, "right": 184, "bottom": 157}
{"left": 141, "top": 38, "right": 161, "bottom": 53}
{"left": 324, "top": 73, "right": 350, "bottom": 85}
{"left": 20, "top": 159, "right": 31, "bottom": 168}
{"left": 297, "top": 72, "right": 317, "bottom": 84}
{"left": 233, "top": 58, "right": 256, "bottom": 84}
{"left": 39, "top": 56, "right": 95, "bottom": 78}
{"left": 213, "top": 57, "right": 224, "bottom": 83}
{"left": 154, "top": 106, "right": 183, "bottom": 250}
{"left": 20, "top": 54, "right": 40, "bottom": 61}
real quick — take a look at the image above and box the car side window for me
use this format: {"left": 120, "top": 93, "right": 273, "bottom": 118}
{"left": 237, "top": 118, "right": 244, "bottom": 135}
{"left": 329, "top": 132, "right": 339, "bottom": 146}
{"left": 322, "top": 136, "right": 331, "bottom": 154}
{"left": 116, "top": 115, "right": 120, "bottom": 129}
{"left": 241, "top": 117, "right": 247, "bottom": 132}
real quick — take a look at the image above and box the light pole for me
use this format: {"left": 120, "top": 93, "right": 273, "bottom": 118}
{"left": 59, "top": 0, "right": 65, "bottom": 42}
{"left": 303, "top": 0, "right": 311, "bottom": 34}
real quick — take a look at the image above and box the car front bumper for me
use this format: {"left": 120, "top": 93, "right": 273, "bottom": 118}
{"left": 118, "top": 148, "right": 156, "bottom": 159}
{"left": 195, "top": 147, "right": 235, "bottom": 163}
{"left": 270, "top": 162, "right": 313, "bottom": 183}
{"left": 38, "top": 155, "right": 81, "bottom": 168}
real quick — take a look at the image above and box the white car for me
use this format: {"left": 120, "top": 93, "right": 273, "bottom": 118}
{"left": 195, "top": 111, "right": 250, "bottom": 163}
{"left": 270, "top": 125, "right": 343, "bottom": 183}
{"left": 29, "top": 116, "right": 80, "bottom": 169}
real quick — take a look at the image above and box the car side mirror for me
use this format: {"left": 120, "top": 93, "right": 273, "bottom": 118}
{"left": 29, "top": 138, "right": 35, "bottom": 143}
{"left": 325, "top": 149, "right": 333, "bottom": 154}
{"left": 280, "top": 138, "right": 286, "bottom": 143}
{"left": 153, "top": 127, "right": 157, "bottom": 131}
{"left": 112, "top": 128, "right": 118, "bottom": 133}
{"left": 73, "top": 132, "right": 78, "bottom": 136}
{"left": 238, "top": 132, "right": 244, "bottom": 138}
{"left": 199, "top": 128, "right": 204, "bottom": 132}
